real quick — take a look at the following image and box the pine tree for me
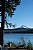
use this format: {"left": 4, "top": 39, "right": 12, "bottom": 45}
{"left": 27, "top": 40, "right": 32, "bottom": 49}
{"left": 0, "top": 0, "right": 21, "bottom": 46}
{"left": 22, "top": 37, "right": 26, "bottom": 48}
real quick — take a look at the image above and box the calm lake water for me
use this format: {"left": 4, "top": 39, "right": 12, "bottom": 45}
{"left": 4, "top": 33, "right": 33, "bottom": 46}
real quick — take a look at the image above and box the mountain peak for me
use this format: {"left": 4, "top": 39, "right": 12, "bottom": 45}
{"left": 20, "top": 25, "right": 28, "bottom": 28}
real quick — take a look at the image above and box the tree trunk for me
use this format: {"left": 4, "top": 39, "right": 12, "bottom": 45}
{"left": 0, "top": 0, "right": 5, "bottom": 46}
{"left": 0, "top": 30, "right": 3, "bottom": 46}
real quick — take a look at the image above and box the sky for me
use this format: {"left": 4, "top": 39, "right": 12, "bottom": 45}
{"left": 11, "top": 0, "right": 33, "bottom": 28}
{"left": 4, "top": 33, "right": 33, "bottom": 46}
{"left": 0, "top": 0, "right": 33, "bottom": 29}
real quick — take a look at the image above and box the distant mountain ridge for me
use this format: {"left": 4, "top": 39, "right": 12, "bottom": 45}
{"left": 4, "top": 25, "right": 33, "bottom": 33}
{"left": 19, "top": 25, "right": 28, "bottom": 28}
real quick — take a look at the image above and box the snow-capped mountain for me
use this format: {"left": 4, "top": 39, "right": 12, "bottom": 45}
{"left": 19, "top": 25, "right": 28, "bottom": 28}
{"left": 4, "top": 25, "right": 33, "bottom": 33}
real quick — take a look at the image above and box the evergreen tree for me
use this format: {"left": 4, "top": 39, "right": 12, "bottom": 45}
{"left": 21, "top": 37, "right": 26, "bottom": 48}
{"left": 27, "top": 40, "right": 32, "bottom": 49}
{"left": 0, "top": 0, "right": 21, "bottom": 46}
{"left": 22, "top": 37, "right": 26, "bottom": 48}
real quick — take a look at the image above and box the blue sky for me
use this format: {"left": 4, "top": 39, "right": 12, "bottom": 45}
{"left": 0, "top": 0, "right": 33, "bottom": 29}
{"left": 11, "top": 0, "right": 33, "bottom": 28}
{"left": 4, "top": 33, "right": 33, "bottom": 46}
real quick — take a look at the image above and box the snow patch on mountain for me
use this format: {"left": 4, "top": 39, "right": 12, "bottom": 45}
{"left": 19, "top": 25, "right": 28, "bottom": 28}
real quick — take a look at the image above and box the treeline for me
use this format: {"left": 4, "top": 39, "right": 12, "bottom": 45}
{"left": 4, "top": 38, "right": 33, "bottom": 49}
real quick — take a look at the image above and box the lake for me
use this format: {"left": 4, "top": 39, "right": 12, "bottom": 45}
{"left": 4, "top": 33, "right": 33, "bottom": 46}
